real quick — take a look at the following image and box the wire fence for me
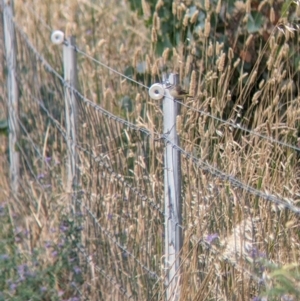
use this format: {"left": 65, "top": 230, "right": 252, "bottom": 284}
{"left": 2, "top": 2, "right": 300, "bottom": 301}
{"left": 10, "top": 17, "right": 164, "bottom": 300}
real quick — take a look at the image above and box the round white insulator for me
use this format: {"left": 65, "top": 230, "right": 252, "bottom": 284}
{"left": 51, "top": 30, "right": 65, "bottom": 45}
{"left": 148, "top": 84, "right": 165, "bottom": 100}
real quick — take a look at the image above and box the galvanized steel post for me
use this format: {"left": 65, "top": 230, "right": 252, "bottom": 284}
{"left": 163, "top": 73, "right": 182, "bottom": 300}
{"left": 3, "top": 0, "right": 19, "bottom": 193}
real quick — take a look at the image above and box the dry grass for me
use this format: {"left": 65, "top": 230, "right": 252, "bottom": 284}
{"left": 1, "top": 0, "right": 300, "bottom": 300}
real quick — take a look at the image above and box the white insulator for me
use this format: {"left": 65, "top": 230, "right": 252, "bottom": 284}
{"left": 51, "top": 30, "right": 64, "bottom": 45}
{"left": 148, "top": 84, "right": 165, "bottom": 100}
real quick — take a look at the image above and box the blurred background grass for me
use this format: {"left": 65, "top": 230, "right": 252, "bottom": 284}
{"left": 1, "top": 0, "right": 300, "bottom": 300}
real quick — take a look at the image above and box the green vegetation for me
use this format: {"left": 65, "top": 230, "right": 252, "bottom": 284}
{"left": 1, "top": 0, "right": 300, "bottom": 300}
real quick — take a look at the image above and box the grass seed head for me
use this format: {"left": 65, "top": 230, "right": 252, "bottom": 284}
{"left": 233, "top": 58, "right": 241, "bottom": 68}
{"left": 216, "top": 0, "right": 222, "bottom": 13}
{"left": 190, "top": 10, "right": 199, "bottom": 24}
{"left": 189, "top": 70, "right": 197, "bottom": 96}
{"left": 172, "top": 1, "right": 177, "bottom": 15}
{"left": 259, "top": 79, "right": 265, "bottom": 89}
{"left": 162, "top": 48, "right": 170, "bottom": 64}
{"left": 207, "top": 42, "right": 213, "bottom": 57}
{"left": 155, "top": 0, "right": 164, "bottom": 11}
{"left": 151, "top": 27, "right": 157, "bottom": 43}
{"left": 217, "top": 52, "right": 226, "bottom": 73}
{"left": 270, "top": 7, "right": 276, "bottom": 24}
{"left": 183, "top": 11, "right": 189, "bottom": 27}
{"left": 205, "top": 0, "right": 210, "bottom": 11}
{"left": 204, "top": 15, "right": 211, "bottom": 38}
{"left": 141, "top": 0, "right": 151, "bottom": 19}
{"left": 228, "top": 48, "right": 234, "bottom": 61}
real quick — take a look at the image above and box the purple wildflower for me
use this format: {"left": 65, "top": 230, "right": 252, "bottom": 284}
{"left": 59, "top": 224, "right": 69, "bottom": 232}
{"left": 45, "top": 241, "right": 52, "bottom": 248}
{"left": 0, "top": 254, "right": 10, "bottom": 261}
{"left": 45, "top": 156, "right": 52, "bottom": 163}
{"left": 73, "top": 266, "right": 81, "bottom": 274}
{"left": 37, "top": 173, "right": 45, "bottom": 179}
{"left": 206, "top": 233, "right": 219, "bottom": 244}
{"left": 42, "top": 184, "right": 52, "bottom": 189}
{"left": 9, "top": 282, "right": 18, "bottom": 291}
{"left": 40, "top": 286, "right": 47, "bottom": 293}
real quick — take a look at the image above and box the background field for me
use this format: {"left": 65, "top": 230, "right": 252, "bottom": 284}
{"left": 1, "top": 0, "right": 300, "bottom": 300}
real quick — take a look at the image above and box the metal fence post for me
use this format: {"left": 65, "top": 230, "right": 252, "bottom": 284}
{"left": 163, "top": 73, "right": 182, "bottom": 300}
{"left": 63, "top": 36, "right": 79, "bottom": 198}
{"left": 3, "top": 0, "right": 19, "bottom": 194}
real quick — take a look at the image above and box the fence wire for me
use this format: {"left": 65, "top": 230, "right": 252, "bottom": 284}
{"left": 9, "top": 17, "right": 165, "bottom": 300}
{"left": 2, "top": 4, "right": 300, "bottom": 301}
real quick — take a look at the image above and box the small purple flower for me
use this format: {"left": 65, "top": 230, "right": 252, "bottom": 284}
{"left": 40, "top": 286, "right": 47, "bottom": 293}
{"left": 9, "top": 282, "right": 18, "bottom": 291}
{"left": 248, "top": 247, "right": 265, "bottom": 260}
{"left": 76, "top": 211, "right": 84, "bottom": 217}
{"left": 108, "top": 213, "right": 113, "bottom": 220}
{"left": 23, "top": 229, "right": 30, "bottom": 238}
{"left": 37, "top": 173, "right": 46, "bottom": 179}
{"left": 73, "top": 266, "right": 81, "bottom": 274}
{"left": 58, "top": 239, "right": 65, "bottom": 248}
{"left": 51, "top": 250, "right": 58, "bottom": 257}
{"left": 15, "top": 227, "right": 23, "bottom": 235}
{"left": 45, "top": 156, "right": 52, "bottom": 163}
{"left": 42, "top": 184, "right": 52, "bottom": 189}
{"left": 17, "top": 264, "right": 26, "bottom": 276}
{"left": 206, "top": 233, "right": 219, "bottom": 244}
{"left": 45, "top": 241, "right": 52, "bottom": 248}
{"left": 0, "top": 254, "right": 10, "bottom": 261}
{"left": 60, "top": 224, "right": 69, "bottom": 232}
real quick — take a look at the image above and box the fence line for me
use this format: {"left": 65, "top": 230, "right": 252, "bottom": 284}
{"left": 11, "top": 0, "right": 300, "bottom": 244}
{"left": 12, "top": 136, "right": 136, "bottom": 299}
{"left": 78, "top": 246, "right": 134, "bottom": 300}
{"left": 164, "top": 135, "right": 300, "bottom": 215}
{"left": 25, "top": 91, "right": 167, "bottom": 218}
{"left": 13, "top": 113, "right": 162, "bottom": 296}
{"left": 176, "top": 99, "right": 300, "bottom": 152}
{"left": 11, "top": 24, "right": 298, "bottom": 215}
{"left": 3, "top": 3, "right": 300, "bottom": 300}
{"left": 27, "top": 90, "right": 190, "bottom": 239}
{"left": 75, "top": 47, "right": 150, "bottom": 90}
{"left": 78, "top": 197, "right": 161, "bottom": 280}
{"left": 6, "top": 0, "right": 300, "bottom": 156}
{"left": 8, "top": 6, "right": 300, "bottom": 153}
{"left": 13, "top": 21, "right": 156, "bottom": 137}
